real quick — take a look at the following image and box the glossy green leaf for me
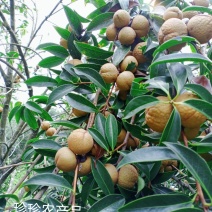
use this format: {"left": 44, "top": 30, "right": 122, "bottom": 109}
{"left": 172, "top": 208, "right": 203, "bottom": 212}
{"left": 113, "top": 45, "right": 131, "bottom": 66}
{"left": 68, "top": 32, "right": 82, "bottom": 59}
{"left": 165, "top": 142, "right": 212, "bottom": 201}
{"left": 182, "top": 6, "right": 212, "bottom": 15}
{"left": 105, "top": 114, "right": 118, "bottom": 150}
{"left": 0, "top": 194, "right": 19, "bottom": 203}
{"left": 160, "top": 108, "right": 181, "bottom": 144}
{"left": 23, "top": 173, "right": 72, "bottom": 190}
{"left": 124, "top": 95, "right": 159, "bottom": 119}
{"left": 63, "top": 5, "right": 82, "bottom": 36}
{"left": 25, "top": 101, "right": 43, "bottom": 114}
{"left": 21, "top": 199, "right": 46, "bottom": 212}
{"left": 88, "top": 127, "right": 109, "bottom": 151}
{"left": 33, "top": 165, "right": 56, "bottom": 174}
{"left": 118, "top": 0, "right": 129, "bottom": 10}
{"left": 91, "top": 158, "right": 114, "bottom": 195}
{"left": 87, "top": 12, "right": 114, "bottom": 32}
{"left": 119, "top": 194, "right": 193, "bottom": 212}
{"left": 42, "top": 45, "right": 69, "bottom": 58}
{"left": 88, "top": 194, "right": 125, "bottom": 212}
{"left": 24, "top": 108, "right": 38, "bottom": 130}
{"left": 54, "top": 26, "right": 70, "bottom": 40}
{"left": 40, "top": 109, "right": 53, "bottom": 121}
{"left": 46, "top": 197, "right": 63, "bottom": 210}
{"left": 94, "top": 113, "right": 106, "bottom": 139}
{"left": 89, "top": 0, "right": 106, "bottom": 8}
{"left": 74, "top": 41, "right": 113, "bottom": 59}
{"left": 51, "top": 120, "right": 80, "bottom": 129}
{"left": 48, "top": 84, "right": 77, "bottom": 104}
{"left": 152, "top": 170, "right": 177, "bottom": 184}
{"left": 117, "top": 147, "right": 178, "bottom": 169}
{"left": 66, "top": 93, "right": 97, "bottom": 113}
{"left": 25, "top": 76, "right": 58, "bottom": 87}
{"left": 36, "top": 42, "right": 58, "bottom": 49}
{"left": 38, "top": 56, "right": 65, "bottom": 68}
{"left": 9, "top": 105, "right": 21, "bottom": 122}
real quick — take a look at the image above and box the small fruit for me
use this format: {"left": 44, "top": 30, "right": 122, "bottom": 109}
{"left": 0, "top": 106, "right": 3, "bottom": 113}
{"left": 132, "top": 42, "right": 147, "bottom": 64}
{"left": 55, "top": 147, "right": 77, "bottom": 172}
{"left": 67, "top": 59, "right": 82, "bottom": 66}
{"left": 41, "top": 121, "right": 50, "bottom": 131}
{"left": 113, "top": 9, "right": 130, "bottom": 28}
{"left": 163, "top": 7, "right": 183, "bottom": 20}
{"left": 68, "top": 129, "right": 94, "bottom": 155}
{"left": 145, "top": 96, "right": 173, "bottom": 133}
{"left": 100, "top": 63, "right": 119, "bottom": 83}
{"left": 183, "top": 11, "right": 199, "bottom": 19}
{"left": 104, "top": 110, "right": 112, "bottom": 117}
{"left": 116, "top": 71, "right": 135, "bottom": 91}
{"left": 120, "top": 56, "right": 138, "bottom": 73}
{"left": 118, "top": 27, "right": 136, "bottom": 45}
{"left": 179, "top": 127, "right": 200, "bottom": 140}
{"left": 127, "top": 136, "right": 140, "bottom": 149}
{"left": 24, "top": 186, "right": 30, "bottom": 192}
{"left": 78, "top": 156, "right": 92, "bottom": 176}
{"left": 165, "top": 165, "right": 172, "bottom": 172}
{"left": 72, "top": 108, "right": 88, "bottom": 117}
{"left": 106, "top": 24, "right": 118, "bottom": 41}
{"left": 118, "top": 164, "right": 138, "bottom": 189}
{"left": 131, "top": 15, "right": 149, "bottom": 37}
{"left": 193, "top": 0, "right": 209, "bottom": 7}
{"left": 117, "top": 128, "right": 127, "bottom": 145}
{"left": 118, "top": 89, "right": 129, "bottom": 101}
{"left": 60, "top": 38, "right": 68, "bottom": 49}
{"left": 46, "top": 127, "right": 57, "bottom": 136}
{"left": 105, "top": 163, "right": 118, "bottom": 184}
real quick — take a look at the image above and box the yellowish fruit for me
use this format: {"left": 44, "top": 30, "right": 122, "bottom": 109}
{"left": 116, "top": 71, "right": 135, "bottom": 91}
{"left": 180, "top": 127, "right": 200, "bottom": 140}
{"left": 60, "top": 38, "right": 68, "bottom": 49}
{"left": 55, "top": 147, "right": 77, "bottom": 172}
{"left": 72, "top": 108, "right": 88, "bottom": 117}
{"left": 106, "top": 24, "right": 118, "bottom": 41}
{"left": 118, "top": 27, "right": 136, "bottom": 45}
{"left": 118, "top": 164, "right": 138, "bottom": 189}
{"left": 41, "top": 121, "right": 50, "bottom": 131}
{"left": 163, "top": 7, "right": 183, "bottom": 20}
{"left": 132, "top": 42, "right": 147, "bottom": 64}
{"left": 45, "top": 127, "right": 57, "bottom": 136}
{"left": 118, "top": 89, "right": 129, "bottom": 101}
{"left": 193, "top": 0, "right": 209, "bottom": 7}
{"left": 187, "top": 14, "right": 212, "bottom": 44}
{"left": 67, "top": 59, "right": 82, "bottom": 66}
{"left": 117, "top": 128, "right": 127, "bottom": 145}
{"left": 24, "top": 186, "right": 30, "bottom": 192}
{"left": 174, "top": 92, "right": 207, "bottom": 128}
{"left": 104, "top": 111, "right": 112, "bottom": 117}
{"left": 127, "top": 136, "right": 140, "bottom": 149}
{"left": 0, "top": 106, "right": 3, "bottom": 113}
{"left": 145, "top": 96, "right": 173, "bottom": 133}
{"left": 165, "top": 165, "right": 173, "bottom": 172}
{"left": 131, "top": 15, "right": 149, "bottom": 37}
{"left": 100, "top": 63, "right": 119, "bottom": 83}
{"left": 120, "top": 56, "right": 138, "bottom": 73}
{"left": 183, "top": 11, "right": 199, "bottom": 19}
{"left": 105, "top": 163, "right": 118, "bottom": 184}
{"left": 68, "top": 129, "right": 94, "bottom": 155}
{"left": 113, "top": 9, "right": 130, "bottom": 28}
{"left": 78, "top": 156, "right": 92, "bottom": 176}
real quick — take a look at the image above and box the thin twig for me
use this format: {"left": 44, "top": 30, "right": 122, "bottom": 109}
{"left": 196, "top": 182, "right": 208, "bottom": 212}
{"left": 0, "top": 162, "right": 34, "bottom": 170}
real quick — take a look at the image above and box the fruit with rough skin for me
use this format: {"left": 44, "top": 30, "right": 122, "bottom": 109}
{"left": 100, "top": 63, "right": 119, "bottom": 83}
{"left": 55, "top": 147, "right": 77, "bottom": 172}
{"left": 118, "top": 89, "right": 128, "bottom": 101}
{"left": 165, "top": 166, "right": 172, "bottom": 172}
{"left": 113, "top": 9, "right": 130, "bottom": 28}
{"left": 60, "top": 38, "right": 68, "bottom": 49}
{"left": 105, "top": 163, "right": 118, "bottom": 184}
{"left": 174, "top": 92, "right": 207, "bottom": 128}
{"left": 117, "top": 128, "right": 127, "bottom": 145}
{"left": 179, "top": 127, "right": 200, "bottom": 140}
{"left": 72, "top": 108, "right": 88, "bottom": 117}
{"left": 187, "top": 14, "right": 212, "bottom": 44}
{"left": 193, "top": 0, "right": 209, "bottom": 7}
{"left": 41, "top": 121, "right": 50, "bottom": 131}
{"left": 145, "top": 96, "right": 173, "bottom": 133}
{"left": 67, "top": 59, "right": 82, "bottom": 66}
{"left": 158, "top": 18, "right": 188, "bottom": 51}
{"left": 68, "top": 129, "right": 93, "bottom": 155}
{"left": 131, "top": 15, "right": 149, "bottom": 37}
{"left": 118, "top": 164, "right": 138, "bottom": 189}
{"left": 127, "top": 136, "right": 140, "bottom": 149}
{"left": 183, "top": 11, "right": 199, "bottom": 19}
{"left": 163, "top": 7, "right": 183, "bottom": 20}
{"left": 120, "top": 56, "right": 138, "bottom": 73}
{"left": 106, "top": 24, "right": 118, "bottom": 41}
{"left": 45, "top": 127, "right": 57, "bottom": 136}
{"left": 78, "top": 156, "right": 91, "bottom": 176}
{"left": 116, "top": 71, "right": 135, "bottom": 91}
{"left": 118, "top": 27, "right": 136, "bottom": 45}
{"left": 132, "top": 42, "right": 147, "bottom": 64}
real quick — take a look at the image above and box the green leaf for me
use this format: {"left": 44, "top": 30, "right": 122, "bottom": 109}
{"left": 182, "top": 6, "right": 212, "bottom": 15}
{"left": 152, "top": 170, "right": 177, "bottom": 184}
{"left": 40, "top": 109, "right": 53, "bottom": 121}
{"left": 23, "top": 173, "right": 72, "bottom": 190}
{"left": 33, "top": 165, "right": 56, "bottom": 174}
{"left": 54, "top": 26, "right": 70, "bottom": 40}
{"left": 124, "top": 96, "right": 159, "bottom": 119}
{"left": 88, "top": 194, "right": 125, "bottom": 212}
{"left": 25, "top": 76, "right": 57, "bottom": 87}
{"left": 184, "top": 84, "right": 212, "bottom": 102}
{"left": 89, "top": 0, "right": 106, "bottom": 8}
{"left": 24, "top": 108, "right": 38, "bottom": 130}
{"left": 63, "top": 5, "right": 82, "bottom": 36}
{"left": 9, "top": 105, "right": 21, "bottom": 122}
{"left": 88, "top": 128, "right": 109, "bottom": 151}
{"left": 112, "top": 45, "right": 131, "bottom": 67}
{"left": 48, "top": 84, "right": 77, "bottom": 104}
{"left": 73, "top": 66, "right": 107, "bottom": 92}
{"left": 165, "top": 142, "right": 212, "bottom": 202}
{"left": 91, "top": 158, "right": 114, "bottom": 195}
{"left": 74, "top": 41, "right": 113, "bottom": 59}
{"left": 160, "top": 108, "right": 181, "bottom": 144}
{"left": 51, "top": 120, "right": 80, "bottom": 129}
{"left": 66, "top": 93, "right": 97, "bottom": 113}
{"left": 105, "top": 114, "right": 118, "bottom": 150}
{"left": 36, "top": 42, "right": 58, "bottom": 49}
{"left": 94, "top": 113, "right": 106, "bottom": 139}
{"left": 46, "top": 197, "right": 63, "bottom": 208}
{"left": 38, "top": 56, "right": 65, "bottom": 68}
{"left": 68, "top": 32, "right": 82, "bottom": 59}
{"left": 172, "top": 208, "right": 203, "bottom": 212}
{"left": 87, "top": 12, "right": 114, "bottom": 32}
{"left": 117, "top": 147, "right": 178, "bottom": 169}
{"left": 42, "top": 45, "right": 69, "bottom": 58}
{"left": 25, "top": 101, "right": 43, "bottom": 114}
{"left": 119, "top": 194, "right": 193, "bottom": 212}
{"left": 0, "top": 194, "right": 19, "bottom": 203}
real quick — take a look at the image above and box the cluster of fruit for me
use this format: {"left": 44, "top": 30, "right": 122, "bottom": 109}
{"left": 41, "top": 121, "right": 57, "bottom": 136}
{"left": 159, "top": 160, "right": 178, "bottom": 173}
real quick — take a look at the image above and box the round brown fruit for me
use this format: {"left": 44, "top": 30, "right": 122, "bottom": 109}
{"left": 67, "top": 59, "right": 82, "bottom": 66}
{"left": 0, "top": 106, "right": 3, "bottom": 113}
{"left": 60, "top": 38, "right": 68, "bottom": 49}
{"left": 131, "top": 15, "right": 149, "bottom": 37}
{"left": 127, "top": 136, "right": 140, "bottom": 149}
{"left": 105, "top": 163, "right": 118, "bottom": 184}
{"left": 120, "top": 56, "right": 138, "bottom": 73}
{"left": 41, "top": 121, "right": 50, "bottom": 131}
{"left": 118, "top": 89, "right": 129, "bottom": 101}
{"left": 145, "top": 96, "right": 173, "bottom": 133}
{"left": 165, "top": 166, "right": 173, "bottom": 172}
{"left": 179, "top": 127, "right": 200, "bottom": 141}
{"left": 55, "top": 147, "right": 77, "bottom": 172}
{"left": 193, "top": 0, "right": 209, "bottom": 7}
{"left": 116, "top": 71, "right": 135, "bottom": 91}
{"left": 132, "top": 42, "right": 147, "bottom": 64}
{"left": 78, "top": 156, "right": 92, "bottom": 176}
{"left": 106, "top": 24, "right": 118, "bottom": 41}
{"left": 187, "top": 14, "right": 212, "bottom": 44}
{"left": 174, "top": 92, "right": 207, "bottom": 128}
{"left": 45, "top": 127, "right": 57, "bottom": 136}
{"left": 68, "top": 129, "right": 93, "bottom": 155}
{"left": 117, "top": 128, "right": 127, "bottom": 145}
{"left": 118, "top": 164, "right": 138, "bottom": 189}
{"left": 118, "top": 27, "right": 136, "bottom": 45}
{"left": 72, "top": 108, "right": 88, "bottom": 117}
{"left": 183, "top": 11, "right": 199, "bottom": 19}
{"left": 24, "top": 186, "right": 30, "bottom": 192}
{"left": 163, "top": 7, "right": 183, "bottom": 21}
{"left": 113, "top": 9, "right": 130, "bottom": 28}
{"left": 100, "top": 63, "right": 119, "bottom": 83}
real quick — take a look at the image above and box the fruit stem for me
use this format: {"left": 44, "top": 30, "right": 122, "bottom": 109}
{"left": 181, "top": 129, "right": 188, "bottom": 147}
{"left": 196, "top": 181, "right": 209, "bottom": 212}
